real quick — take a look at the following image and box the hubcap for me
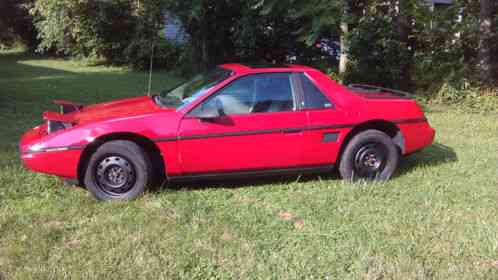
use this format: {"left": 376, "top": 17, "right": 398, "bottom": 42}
{"left": 354, "top": 143, "right": 387, "bottom": 179}
{"left": 95, "top": 156, "right": 135, "bottom": 195}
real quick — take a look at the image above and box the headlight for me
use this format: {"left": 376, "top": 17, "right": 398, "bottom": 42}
{"left": 28, "top": 143, "right": 46, "bottom": 153}
{"left": 28, "top": 143, "right": 69, "bottom": 153}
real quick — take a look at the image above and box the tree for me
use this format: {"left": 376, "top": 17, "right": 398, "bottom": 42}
{"left": 0, "top": 0, "right": 37, "bottom": 49}
{"left": 339, "top": 1, "right": 351, "bottom": 75}
{"left": 164, "top": 0, "right": 244, "bottom": 70}
{"left": 478, "top": 0, "right": 496, "bottom": 86}
{"left": 29, "top": 0, "right": 167, "bottom": 67}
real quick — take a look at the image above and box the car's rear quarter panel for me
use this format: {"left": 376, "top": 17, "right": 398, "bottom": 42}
{"left": 308, "top": 70, "right": 434, "bottom": 157}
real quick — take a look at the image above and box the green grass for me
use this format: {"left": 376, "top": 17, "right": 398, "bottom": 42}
{"left": 0, "top": 51, "right": 497, "bottom": 279}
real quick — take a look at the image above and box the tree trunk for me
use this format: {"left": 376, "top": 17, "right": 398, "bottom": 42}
{"left": 339, "top": 1, "right": 351, "bottom": 75}
{"left": 339, "top": 22, "right": 348, "bottom": 75}
{"left": 479, "top": 0, "right": 495, "bottom": 86}
{"left": 397, "top": 0, "right": 413, "bottom": 91}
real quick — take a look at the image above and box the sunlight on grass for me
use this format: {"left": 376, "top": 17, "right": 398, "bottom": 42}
{"left": 18, "top": 59, "right": 129, "bottom": 74}
{"left": 0, "top": 51, "right": 497, "bottom": 279}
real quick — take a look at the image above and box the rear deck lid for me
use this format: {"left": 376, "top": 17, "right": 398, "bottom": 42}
{"left": 348, "top": 84, "right": 414, "bottom": 100}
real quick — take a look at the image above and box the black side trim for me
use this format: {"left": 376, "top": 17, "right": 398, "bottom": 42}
{"left": 67, "top": 145, "right": 87, "bottom": 151}
{"left": 282, "top": 128, "right": 303, "bottom": 134}
{"left": 168, "top": 165, "right": 335, "bottom": 182}
{"left": 153, "top": 137, "right": 178, "bottom": 143}
{"left": 153, "top": 124, "right": 356, "bottom": 143}
{"left": 152, "top": 118, "right": 426, "bottom": 143}
{"left": 394, "top": 118, "right": 427, "bottom": 124}
{"left": 181, "top": 128, "right": 280, "bottom": 140}
{"left": 307, "top": 124, "right": 356, "bottom": 130}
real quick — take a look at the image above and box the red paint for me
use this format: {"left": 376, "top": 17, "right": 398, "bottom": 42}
{"left": 19, "top": 64, "right": 435, "bottom": 181}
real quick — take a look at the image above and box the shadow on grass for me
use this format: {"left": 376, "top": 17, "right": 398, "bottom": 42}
{"left": 396, "top": 143, "right": 457, "bottom": 177}
{"left": 165, "top": 172, "right": 339, "bottom": 192}
{"left": 163, "top": 143, "right": 457, "bottom": 192}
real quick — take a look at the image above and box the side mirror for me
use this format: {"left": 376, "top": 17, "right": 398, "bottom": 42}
{"left": 196, "top": 109, "right": 220, "bottom": 121}
{"left": 196, "top": 97, "right": 225, "bottom": 121}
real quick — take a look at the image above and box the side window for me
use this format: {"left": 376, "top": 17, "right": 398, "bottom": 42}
{"left": 300, "top": 74, "right": 334, "bottom": 110}
{"left": 191, "top": 73, "right": 295, "bottom": 116}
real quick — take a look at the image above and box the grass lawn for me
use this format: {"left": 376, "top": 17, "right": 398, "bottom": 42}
{"left": 0, "top": 51, "right": 497, "bottom": 279}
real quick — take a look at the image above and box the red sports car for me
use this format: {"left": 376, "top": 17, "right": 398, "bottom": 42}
{"left": 19, "top": 64, "right": 435, "bottom": 200}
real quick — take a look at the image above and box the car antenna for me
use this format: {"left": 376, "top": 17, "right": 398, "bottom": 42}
{"left": 147, "top": 40, "right": 154, "bottom": 96}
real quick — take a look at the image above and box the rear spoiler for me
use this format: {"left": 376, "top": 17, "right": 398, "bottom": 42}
{"left": 348, "top": 84, "right": 414, "bottom": 99}
{"left": 53, "top": 100, "right": 83, "bottom": 114}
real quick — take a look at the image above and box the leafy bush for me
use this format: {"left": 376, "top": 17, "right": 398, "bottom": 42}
{"left": 29, "top": 0, "right": 176, "bottom": 69}
{"left": 124, "top": 38, "right": 182, "bottom": 70}
{"left": 420, "top": 82, "right": 498, "bottom": 113}
{"left": 343, "top": 16, "right": 411, "bottom": 89}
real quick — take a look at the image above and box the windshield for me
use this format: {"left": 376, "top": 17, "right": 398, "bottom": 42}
{"left": 157, "top": 67, "right": 233, "bottom": 109}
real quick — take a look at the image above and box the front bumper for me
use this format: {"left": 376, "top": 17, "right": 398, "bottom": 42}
{"left": 21, "top": 150, "right": 82, "bottom": 178}
{"left": 19, "top": 127, "right": 83, "bottom": 179}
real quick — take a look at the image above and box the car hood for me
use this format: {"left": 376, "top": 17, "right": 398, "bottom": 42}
{"left": 66, "top": 96, "right": 166, "bottom": 124}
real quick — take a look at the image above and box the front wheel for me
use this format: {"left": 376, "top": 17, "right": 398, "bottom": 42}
{"left": 339, "top": 130, "right": 399, "bottom": 181}
{"left": 84, "top": 140, "right": 152, "bottom": 201}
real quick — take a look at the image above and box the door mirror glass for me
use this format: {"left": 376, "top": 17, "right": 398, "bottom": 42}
{"left": 192, "top": 97, "right": 225, "bottom": 120}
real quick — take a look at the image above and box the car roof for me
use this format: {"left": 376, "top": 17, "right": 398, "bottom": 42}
{"left": 219, "top": 63, "right": 317, "bottom": 74}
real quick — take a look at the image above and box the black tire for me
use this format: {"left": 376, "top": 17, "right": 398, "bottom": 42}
{"left": 339, "top": 130, "right": 399, "bottom": 181}
{"left": 84, "top": 140, "right": 152, "bottom": 201}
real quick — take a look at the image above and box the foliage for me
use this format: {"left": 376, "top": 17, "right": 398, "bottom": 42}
{"left": 163, "top": 0, "right": 244, "bottom": 70}
{"left": 124, "top": 38, "right": 182, "bottom": 70}
{"left": 29, "top": 0, "right": 166, "bottom": 68}
{"left": 0, "top": 0, "right": 37, "bottom": 50}
{"left": 1, "top": 52, "right": 498, "bottom": 278}
{"left": 3, "top": 0, "right": 498, "bottom": 94}
{"left": 30, "top": 0, "right": 133, "bottom": 59}
{"left": 344, "top": 14, "right": 412, "bottom": 89}
{"left": 420, "top": 82, "right": 498, "bottom": 113}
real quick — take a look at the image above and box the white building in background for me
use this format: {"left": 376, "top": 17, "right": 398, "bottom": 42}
{"left": 427, "top": 0, "right": 454, "bottom": 7}
{"left": 163, "top": 12, "right": 188, "bottom": 45}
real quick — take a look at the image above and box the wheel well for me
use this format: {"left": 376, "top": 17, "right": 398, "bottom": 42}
{"left": 77, "top": 133, "right": 166, "bottom": 186}
{"left": 338, "top": 120, "right": 404, "bottom": 163}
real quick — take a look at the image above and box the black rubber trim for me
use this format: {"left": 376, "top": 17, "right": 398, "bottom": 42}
{"left": 153, "top": 124, "right": 355, "bottom": 143}
{"left": 181, "top": 128, "right": 280, "bottom": 140}
{"left": 168, "top": 164, "right": 335, "bottom": 182}
{"left": 152, "top": 118, "right": 427, "bottom": 143}
{"left": 282, "top": 128, "right": 303, "bottom": 134}
{"left": 394, "top": 118, "right": 427, "bottom": 124}
{"left": 153, "top": 136, "right": 180, "bottom": 142}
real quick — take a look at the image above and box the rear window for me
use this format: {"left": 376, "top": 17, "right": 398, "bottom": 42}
{"left": 300, "top": 74, "right": 333, "bottom": 109}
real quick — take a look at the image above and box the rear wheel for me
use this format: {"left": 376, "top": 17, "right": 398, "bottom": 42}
{"left": 84, "top": 140, "right": 152, "bottom": 201}
{"left": 339, "top": 130, "right": 399, "bottom": 181}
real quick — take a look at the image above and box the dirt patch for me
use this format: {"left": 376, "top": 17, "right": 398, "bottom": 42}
{"left": 278, "top": 211, "right": 294, "bottom": 221}
{"left": 293, "top": 219, "right": 305, "bottom": 230}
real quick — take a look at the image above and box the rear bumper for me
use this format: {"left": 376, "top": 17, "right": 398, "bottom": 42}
{"left": 399, "top": 121, "right": 436, "bottom": 155}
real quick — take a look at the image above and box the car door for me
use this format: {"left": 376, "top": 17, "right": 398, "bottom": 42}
{"left": 177, "top": 72, "right": 308, "bottom": 175}
{"left": 296, "top": 73, "right": 351, "bottom": 166}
